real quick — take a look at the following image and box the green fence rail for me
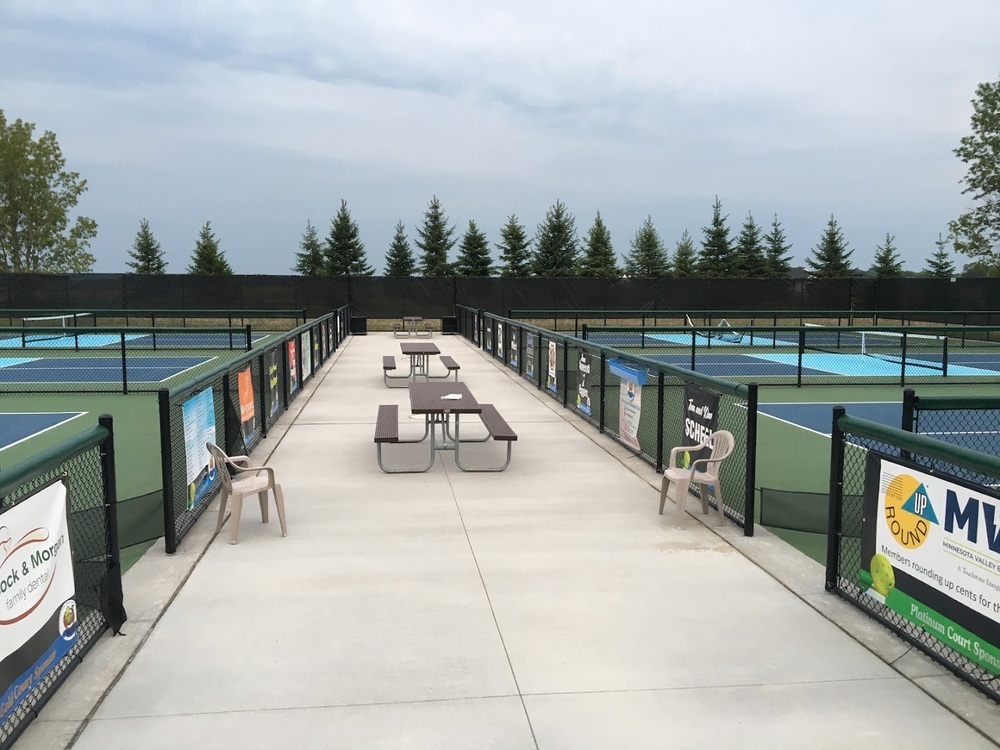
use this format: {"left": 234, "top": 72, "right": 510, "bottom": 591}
{"left": 457, "top": 305, "right": 757, "bottom": 535}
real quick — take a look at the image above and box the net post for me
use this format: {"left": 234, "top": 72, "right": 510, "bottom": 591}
{"left": 158, "top": 388, "right": 178, "bottom": 554}
{"left": 120, "top": 332, "right": 128, "bottom": 395}
{"left": 743, "top": 383, "right": 758, "bottom": 537}
{"left": 826, "top": 405, "right": 847, "bottom": 591}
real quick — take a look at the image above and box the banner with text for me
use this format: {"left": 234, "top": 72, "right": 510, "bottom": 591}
{"left": 576, "top": 348, "right": 593, "bottom": 416}
{"left": 301, "top": 331, "right": 313, "bottom": 381}
{"left": 546, "top": 340, "right": 557, "bottom": 393}
{"left": 287, "top": 340, "right": 299, "bottom": 396}
{"left": 497, "top": 323, "right": 504, "bottom": 359}
{"left": 182, "top": 387, "right": 217, "bottom": 510}
{"left": 509, "top": 326, "right": 519, "bottom": 370}
{"left": 861, "top": 452, "right": 1000, "bottom": 674}
{"left": 682, "top": 384, "right": 719, "bottom": 468}
{"left": 237, "top": 366, "right": 258, "bottom": 448}
{"left": 266, "top": 348, "right": 280, "bottom": 420}
{"left": 610, "top": 359, "right": 647, "bottom": 451}
{"left": 0, "top": 479, "right": 77, "bottom": 724}
{"left": 525, "top": 335, "right": 535, "bottom": 379}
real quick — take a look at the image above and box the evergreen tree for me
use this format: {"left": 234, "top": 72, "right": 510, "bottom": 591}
{"left": 763, "top": 213, "right": 794, "bottom": 278}
{"left": 324, "top": 199, "right": 373, "bottom": 277}
{"left": 578, "top": 211, "right": 619, "bottom": 277}
{"left": 384, "top": 221, "right": 416, "bottom": 277}
{"left": 697, "top": 196, "right": 737, "bottom": 277}
{"left": 187, "top": 221, "right": 232, "bottom": 274}
{"left": 497, "top": 215, "right": 532, "bottom": 277}
{"left": 531, "top": 200, "right": 578, "bottom": 276}
{"left": 453, "top": 220, "right": 494, "bottom": 277}
{"left": 871, "top": 232, "right": 904, "bottom": 277}
{"left": 672, "top": 230, "right": 698, "bottom": 278}
{"left": 292, "top": 221, "right": 324, "bottom": 276}
{"left": 806, "top": 214, "right": 854, "bottom": 278}
{"left": 127, "top": 218, "right": 167, "bottom": 274}
{"left": 924, "top": 233, "right": 956, "bottom": 277}
{"left": 622, "top": 215, "right": 668, "bottom": 278}
{"left": 415, "top": 196, "right": 456, "bottom": 276}
{"left": 735, "top": 212, "right": 767, "bottom": 277}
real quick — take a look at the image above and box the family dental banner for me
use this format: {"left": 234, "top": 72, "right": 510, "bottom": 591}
{"left": 182, "top": 387, "right": 217, "bottom": 510}
{"left": 861, "top": 452, "right": 1000, "bottom": 674}
{"left": 609, "top": 359, "right": 647, "bottom": 451}
{"left": 0, "top": 478, "right": 77, "bottom": 724}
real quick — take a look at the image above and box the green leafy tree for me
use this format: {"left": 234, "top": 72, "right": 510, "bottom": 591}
{"left": 324, "top": 199, "right": 373, "bottom": 277}
{"left": 622, "top": 215, "right": 668, "bottom": 278}
{"left": 384, "top": 221, "right": 416, "bottom": 276}
{"left": 949, "top": 75, "right": 1000, "bottom": 272}
{"left": 697, "top": 196, "right": 737, "bottom": 277}
{"left": 453, "top": 219, "right": 494, "bottom": 277}
{"left": 292, "top": 221, "right": 324, "bottom": 276}
{"left": 532, "top": 200, "right": 578, "bottom": 276}
{"left": 187, "top": 221, "right": 232, "bottom": 274}
{"left": 735, "top": 212, "right": 767, "bottom": 277}
{"left": 497, "top": 215, "right": 532, "bottom": 277}
{"left": 0, "top": 109, "right": 97, "bottom": 272}
{"left": 806, "top": 214, "right": 854, "bottom": 278}
{"left": 672, "top": 230, "right": 698, "bottom": 278}
{"left": 127, "top": 218, "right": 166, "bottom": 274}
{"left": 924, "top": 233, "right": 956, "bottom": 277}
{"left": 871, "top": 232, "right": 904, "bottom": 277}
{"left": 763, "top": 214, "right": 794, "bottom": 278}
{"left": 415, "top": 196, "right": 456, "bottom": 276}
{"left": 578, "top": 211, "right": 619, "bottom": 277}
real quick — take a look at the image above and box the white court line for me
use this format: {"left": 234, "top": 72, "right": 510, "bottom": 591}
{"left": 756, "top": 410, "right": 831, "bottom": 439}
{"left": 0, "top": 412, "right": 88, "bottom": 453}
{"left": 155, "top": 356, "right": 219, "bottom": 383}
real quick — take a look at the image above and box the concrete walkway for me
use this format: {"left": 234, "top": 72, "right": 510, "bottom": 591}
{"left": 17, "top": 333, "right": 1000, "bottom": 749}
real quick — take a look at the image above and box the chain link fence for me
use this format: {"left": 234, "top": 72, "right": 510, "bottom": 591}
{"left": 158, "top": 308, "right": 349, "bottom": 553}
{"left": 828, "top": 410, "right": 1000, "bottom": 703}
{"left": 457, "top": 306, "right": 757, "bottom": 534}
{"left": 0, "top": 419, "right": 123, "bottom": 748}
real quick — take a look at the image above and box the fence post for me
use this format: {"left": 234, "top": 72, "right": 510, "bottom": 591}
{"left": 796, "top": 329, "right": 805, "bottom": 388}
{"left": 120, "top": 332, "right": 128, "bottom": 395}
{"left": 98, "top": 414, "right": 121, "bottom": 571}
{"left": 655, "top": 372, "right": 665, "bottom": 472}
{"left": 561, "top": 340, "right": 569, "bottom": 407}
{"left": 599, "top": 350, "right": 606, "bottom": 435}
{"left": 222, "top": 372, "right": 233, "bottom": 453}
{"left": 901, "top": 388, "right": 915, "bottom": 432}
{"left": 258, "top": 353, "right": 268, "bottom": 439}
{"left": 899, "top": 331, "right": 907, "bottom": 387}
{"left": 536, "top": 331, "right": 543, "bottom": 390}
{"left": 825, "top": 405, "right": 846, "bottom": 591}
{"left": 743, "top": 383, "right": 758, "bottom": 537}
{"left": 281, "top": 339, "right": 290, "bottom": 409}
{"left": 158, "top": 388, "right": 178, "bottom": 554}
{"left": 245, "top": 324, "right": 252, "bottom": 352}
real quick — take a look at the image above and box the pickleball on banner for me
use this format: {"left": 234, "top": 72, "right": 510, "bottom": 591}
{"left": 682, "top": 384, "right": 719, "bottom": 469}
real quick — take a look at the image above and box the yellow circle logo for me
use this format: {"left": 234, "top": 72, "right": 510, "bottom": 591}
{"left": 884, "top": 475, "right": 930, "bottom": 550}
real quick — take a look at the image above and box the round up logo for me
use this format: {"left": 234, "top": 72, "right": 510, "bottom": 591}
{"left": 884, "top": 474, "right": 939, "bottom": 549}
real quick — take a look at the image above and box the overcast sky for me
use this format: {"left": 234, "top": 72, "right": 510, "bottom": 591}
{"left": 2, "top": 1, "right": 998, "bottom": 275}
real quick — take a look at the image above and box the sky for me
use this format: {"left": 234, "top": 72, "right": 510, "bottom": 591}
{"left": 2, "top": 0, "right": 999, "bottom": 276}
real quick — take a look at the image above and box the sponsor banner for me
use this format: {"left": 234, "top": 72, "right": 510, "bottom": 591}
{"left": 610, "top": 359, "right": 648, "bottom": 451}
{"left": 182, "top": 388, "right": 217, "bottom": 510}
{"left": 546, "top": 340, "right": 558, "bottom": 393}
{"left": 266, "top": 348, "right": 280, "bottom": 420}
{"left": 497, "top": 323, "right": 504, "bottom": 359}
{"left": 576, "top": 348, "right": 593, "bottom": 416}
{"left": 485, "top": 322, "right": 493, "bottom": 353}
{"left": 473, "top": 315, "right": 479, "bottom": 346}
{"left": 237, "top": 366, "right": 258, "bottom": 447}
{"left": 288, "top": 340, "right": 299, "bottom": 395}
{"left": 525, "top": 335, "right": 535, "bottom": 379}
{"left": 681, "top": 384, "right": 719, "bottom": 468}
{"left": 0, "top": 479, "right": 77, "bottom": 724}
{"left": 301, "top": 331, "right": 313, "bottom": 380}
{"left": 860, "top": 452, "right": 1000, "bottom": 673}
{"left": 509, "top": 326, "right": 518, "bottom": 369}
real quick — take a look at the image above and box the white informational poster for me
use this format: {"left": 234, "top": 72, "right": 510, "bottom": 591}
{"left": 301, "top": 331, "right": 313, "bottom": 380}
{"left": 609, "top": 359, "right": 647, "bottom": 451}
{"left": 0, "top": 479, "right": 77, "bottom": 723}
{"left": 182, "top": 387, "right": 218, "bottom": 510}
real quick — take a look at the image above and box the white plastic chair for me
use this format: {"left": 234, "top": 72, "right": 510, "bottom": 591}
{"left": 658, "top": 430, "right": 734, "bottom": 526}
{"left": 207, "top": 442, "right": 287, "bottom": 544}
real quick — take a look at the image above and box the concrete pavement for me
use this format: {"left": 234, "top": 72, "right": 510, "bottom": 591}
{"left": 16, "top": 332, "right": 1000, "bottom": 749}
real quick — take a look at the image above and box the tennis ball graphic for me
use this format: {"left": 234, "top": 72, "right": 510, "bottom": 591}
{"left": 870, "top": 554, "right": 895, "bottom": 597}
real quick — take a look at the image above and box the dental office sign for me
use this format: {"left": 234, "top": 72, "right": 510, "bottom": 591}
{"left": 0, "top": 479, "right": 77, "bottom": 723}
{"left": 861, "top": 452, "right": 1000, "bottom": 674}
{"left": 609, "top": 359, "right": 646, "bottom": 451}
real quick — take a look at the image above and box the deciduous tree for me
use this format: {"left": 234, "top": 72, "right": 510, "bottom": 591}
{"left": 0, "top": 109, "right": 97, "bottom": 272}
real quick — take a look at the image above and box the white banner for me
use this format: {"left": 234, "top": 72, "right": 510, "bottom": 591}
{"left": 0, "top": 479, "right": 77, "bottom": 721}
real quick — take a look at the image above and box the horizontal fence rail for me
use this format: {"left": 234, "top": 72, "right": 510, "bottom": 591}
{"left": 456, "top": 305, "right": 757, "bottom": 535}
{"left": 0, "top": 418, "right": 124, "bottom": 748}
{"left": 1, "top": 308, "right": 307, "bottom": 330}
{"left": 827, "top": 411, "right": 1000, "bottom": 703}
{"left": 158, "top": 307, "right": 349, "bottom": 553}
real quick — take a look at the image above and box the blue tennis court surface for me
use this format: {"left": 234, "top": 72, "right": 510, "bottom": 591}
{"left": 646, "top": 352, "right": 1000, "bottom": 377}
{"left": 0, "top": 412, "right": 86, "bottom": 451}
{"left": 759, "top": 401, "right": 998, "bottom": 454}
{"left": 0, "top": 332, "right": 268, "bottom": 349}
{"left": 0, "top": 356, "right": 215, "bottom": 383}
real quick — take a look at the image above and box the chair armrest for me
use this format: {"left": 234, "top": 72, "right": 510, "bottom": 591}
{"left": 690, "top": 456, "right": 724, "bottom": 474}
{"left": 232, "top": 465, "right": 274, "bottom": 480}
{"left": 668, "top": 443, "right": 708, "bottom": 469}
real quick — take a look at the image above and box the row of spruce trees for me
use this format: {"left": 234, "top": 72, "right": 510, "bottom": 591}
{"left": 128, "top": 196, "right": 960, "bottom": 279}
